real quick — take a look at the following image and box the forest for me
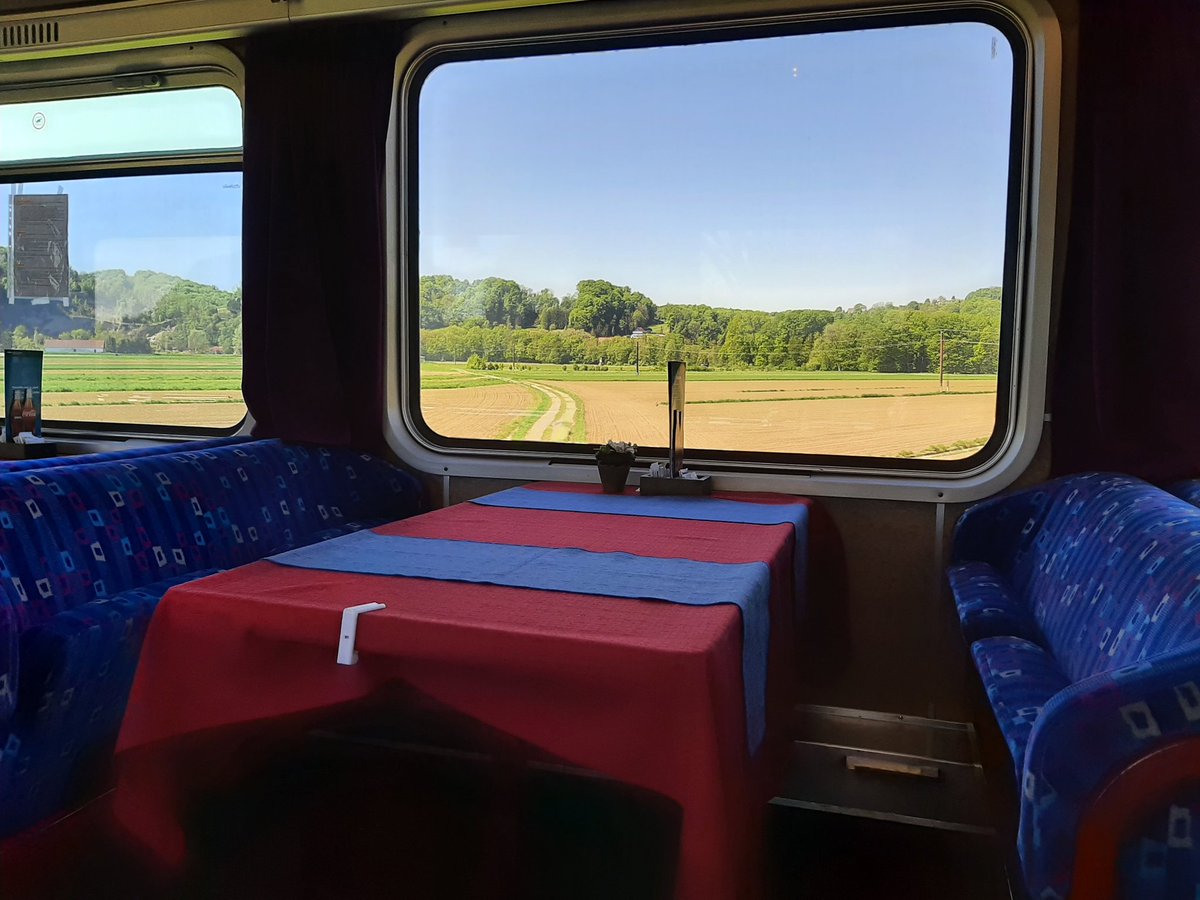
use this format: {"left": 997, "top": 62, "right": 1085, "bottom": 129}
{"left": 419, "top": 275, "right": 1002, "bottom": 373}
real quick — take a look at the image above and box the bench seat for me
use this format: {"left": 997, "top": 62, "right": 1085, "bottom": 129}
{"left": 950, "top": 473, "right": 1200, "bottom": 899}
{"left": 0, "top": 439, "right": 424, "bottom": 836}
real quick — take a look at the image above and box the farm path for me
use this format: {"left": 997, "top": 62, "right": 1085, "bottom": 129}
{"left": 522, "top": 380, "right": 577, "bottom": 442}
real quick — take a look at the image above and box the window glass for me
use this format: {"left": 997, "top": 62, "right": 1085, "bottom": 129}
{"left": 0, "top": 87, "right": 243, "bottom": 432}
{"left": 0, "top": 87, "right": 242, "bottom": 164}
{"left": 414, "top": 21, "right": 1018, "bottom": 465}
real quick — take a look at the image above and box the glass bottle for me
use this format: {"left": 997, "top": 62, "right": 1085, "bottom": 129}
{"left": 21, "top": 389, "right": 36, "bottom": 435}
{"left": 9, "top": 389, "right": 23, "bottom": 438}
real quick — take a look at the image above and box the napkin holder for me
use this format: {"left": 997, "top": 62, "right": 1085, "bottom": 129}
{"left": 639, "top": 473, "right": 712, "bottom": 496}
{"left": 638, "top": 361, "right": 712, "bottom": 496}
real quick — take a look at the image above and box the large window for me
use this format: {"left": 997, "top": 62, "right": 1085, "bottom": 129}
{"left": 406, "top": 12, "right": 1027, "bottom": 471}
{"left": 0, "top": 81, "right": 244, "bottom": 434}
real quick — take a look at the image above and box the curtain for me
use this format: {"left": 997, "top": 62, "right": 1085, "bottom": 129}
{"left": 1052, "top": 0, "right": 1200, "bottom": 480}
{"left": 242, "top": 28, "right": 398, "bottom": 453}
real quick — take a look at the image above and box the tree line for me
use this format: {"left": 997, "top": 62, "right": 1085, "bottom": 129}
{"left": 420, "top": 275, "right": 1002, "bottom": 373}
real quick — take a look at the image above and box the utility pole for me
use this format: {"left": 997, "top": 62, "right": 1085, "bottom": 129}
{"left": 939, "top": 331, "right": 945, "bottom": 392}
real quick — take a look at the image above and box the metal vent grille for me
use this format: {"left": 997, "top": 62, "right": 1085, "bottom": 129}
{"left": 1, "top": 20, "right": 60, "bottom": 49}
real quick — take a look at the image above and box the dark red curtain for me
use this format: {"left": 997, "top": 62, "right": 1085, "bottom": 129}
{"left": 1052, "top": 0, "right": 1200, "bottom": 480}
{"left": 242, "top": 28, "right": 398, "bottom": 453}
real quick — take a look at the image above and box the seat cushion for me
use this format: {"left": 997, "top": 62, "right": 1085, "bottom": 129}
{"left": 972, "top": 636, "right": 1072, "bottom": 780}
{"left": 948, "top": 561, "right": 1043, "bottom": 645}
{"left": 0, "top": 569, "right": 219, "bottom": 836}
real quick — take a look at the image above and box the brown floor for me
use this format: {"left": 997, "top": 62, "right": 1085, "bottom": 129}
{"left": 1, "top": 694, "right": 1019, "bottom": 900}
{"left": 2, "top": 769, "right": 1016, "bottom": 900}
{"left": 766, "top": 807, "right": 1015, "bottom": 900}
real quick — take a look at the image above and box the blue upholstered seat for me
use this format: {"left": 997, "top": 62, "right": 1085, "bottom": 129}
{"left": 970, "top": 636, "right": 1070, "bottom": 780}
{"left": 1119, "top": 789, "right": 1200, "bottom": 900}
{"left": 0, "top": 439, "right": 425, "bottom": 836}
{"left": 950, "top": 473, "right": 1200, "bottom": 899}
{"left": 0, "top": 435, "right": 248, "bottom": 475}
{"left": 948, "top": 561, "right": 1043, "bottom": 645}
{"left": 1167, "top": 479, "right": 1200, "bottom": 510}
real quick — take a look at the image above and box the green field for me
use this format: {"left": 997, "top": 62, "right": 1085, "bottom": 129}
{"left": 17, "top": 354, "right": 247, "bottom": 428}
{"left": 40, "top": 354, "right": 242, "bottom": 392}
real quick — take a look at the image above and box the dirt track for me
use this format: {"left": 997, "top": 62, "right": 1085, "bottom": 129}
{"left": 521, "top": 381, "right": 578, "bottom": 442}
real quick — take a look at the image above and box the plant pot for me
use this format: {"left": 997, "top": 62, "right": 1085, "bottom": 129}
{"left": 597, "top": 460, "right": 633, "bottom": 494}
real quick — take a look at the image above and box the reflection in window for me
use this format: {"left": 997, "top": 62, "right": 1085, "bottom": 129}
{"left": 0, "top": 87, "right": 243, "bottom": 431}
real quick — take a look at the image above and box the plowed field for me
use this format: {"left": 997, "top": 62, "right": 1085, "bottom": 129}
{"left": 43, "top": 391, "right": 246, "bottom": 428}
{"left": 419, "top": 366, "right": 998, "bottom": 458}
{"left": 570, "top": 378, "right": 997, "bottom": 457}
{"left": 420, "top": 381, "right": 540, "bottom": 439}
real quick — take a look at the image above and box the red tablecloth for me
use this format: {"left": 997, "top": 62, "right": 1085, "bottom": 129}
{"left": 114, "top": 486, "right": 806, "bottom": 900}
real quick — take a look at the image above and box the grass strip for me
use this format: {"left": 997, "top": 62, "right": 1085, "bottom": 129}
{"left": 495, "top": 384, "right": 550, "bottom": 441}
{"left": 666, "top": 390, "right": 996, "bottom": 406}
{"left": 896, "top": 437, "right": 990, "bottom": 458}
{"left": 47, "top": 398, "right": 243, "bottom": 407}
{"left": 567, "top": 385, "right": 587, "bottom": 443}
{"left": 421, "top": 378, "right": 501, "bottom": 390}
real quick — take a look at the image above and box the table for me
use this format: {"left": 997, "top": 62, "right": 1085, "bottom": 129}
{"left": 114, "top": 484, "right": 809, "bottom": 900}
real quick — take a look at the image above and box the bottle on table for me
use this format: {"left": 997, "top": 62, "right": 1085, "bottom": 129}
{"left": 21, "top": 389, "right": 36, "bottom": 435}
{"left": 9, "top": 389, "right": 23, "bottom": 438}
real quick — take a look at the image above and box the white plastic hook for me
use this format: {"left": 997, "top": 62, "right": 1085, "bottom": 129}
{"left": 336, "top": 602, "right": 386, "bottom": 666}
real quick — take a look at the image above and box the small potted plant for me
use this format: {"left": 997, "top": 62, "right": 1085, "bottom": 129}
{"left": 595, "top": 440, "right": 637, "bottom": 494}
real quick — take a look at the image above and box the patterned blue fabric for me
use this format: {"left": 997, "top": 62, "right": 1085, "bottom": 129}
{"left": 1020, "top": 645, "right": 1200, "bottom": 899}
{"left": 971, "top": 636, "right": 1070, "bottom": 781}
{"left": 953, "top": 473, "right": 1200, "bottom": 900}
{"left": 953, "top": 473, "right": 1200, "bottom": 682}
{"left": 1120, "top": 790, "right": 1200, "bottom": 900}
{"left": 0, "top": 569, "right": 218, "bottom": 833}
{"left": 948, "top": 561, "right": 1043, "bottom": 645}
{"left": 0, "top": 438, "right": 426, "bottom": 837}
{"left": 0, "top": 435, "right": 248, "bottom": 474}
{"left": 1167, "top": 479, "right": 1200, "bottom": 510}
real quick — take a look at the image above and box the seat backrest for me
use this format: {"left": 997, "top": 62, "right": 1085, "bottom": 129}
{"left": 0, "top": 435, "right": 249, "bottom": 474}
{"left": 956, "top": 473, "right": 1200, "bottom": 681}
{"left": 0, "top": 439, "right": 425, "bottom": 634}
{"left": 1167, "top": 479, "right": 1200, "bottom": 509}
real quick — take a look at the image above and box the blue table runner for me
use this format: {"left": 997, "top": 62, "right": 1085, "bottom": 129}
{"left": 473, "top": 486, "right": 808, "bottom": 616}
{"left": 270, "top": 531, "right": 771, "bottom": 753}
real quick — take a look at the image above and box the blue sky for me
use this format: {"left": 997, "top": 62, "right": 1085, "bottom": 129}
{"left": 2, "top": 174, "right": 242, "bottom": 292}
{"left": 0, "top": 87, "right": 242, "bottom": 291}
{"left": 419, "top": 21, "right": 1014, "bottom": 311}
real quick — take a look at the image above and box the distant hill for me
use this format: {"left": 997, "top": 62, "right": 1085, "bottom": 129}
{"left": 87, "top": 269, "right": 241, "bottom": 354}
{"left": 93, "top": 269, "right": 188, "bottom": 322}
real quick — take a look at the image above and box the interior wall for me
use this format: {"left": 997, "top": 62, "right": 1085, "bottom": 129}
{"left": 407, "top": 0, "right": 1081, "bottom": 726}
{"left": 798, "top": 495, "right": 967, "bottom": 719}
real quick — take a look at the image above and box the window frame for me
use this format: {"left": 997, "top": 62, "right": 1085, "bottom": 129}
{"left": 0, "top": 44, "right": 246, "bottom": 440}
{"left": 387, "top": 0, "right": 1062, "bottom": 503}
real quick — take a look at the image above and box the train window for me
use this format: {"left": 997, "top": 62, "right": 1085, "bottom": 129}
{"left": 400, "top": 9, "right": 1043, "bottom": 481}
{"left": 0, "top": 84, "right": 243, "bottom": 434}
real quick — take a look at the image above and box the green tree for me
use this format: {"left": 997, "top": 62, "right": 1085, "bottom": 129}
{"left": 568, "top": 280, "right": 658, "bottom": 337}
